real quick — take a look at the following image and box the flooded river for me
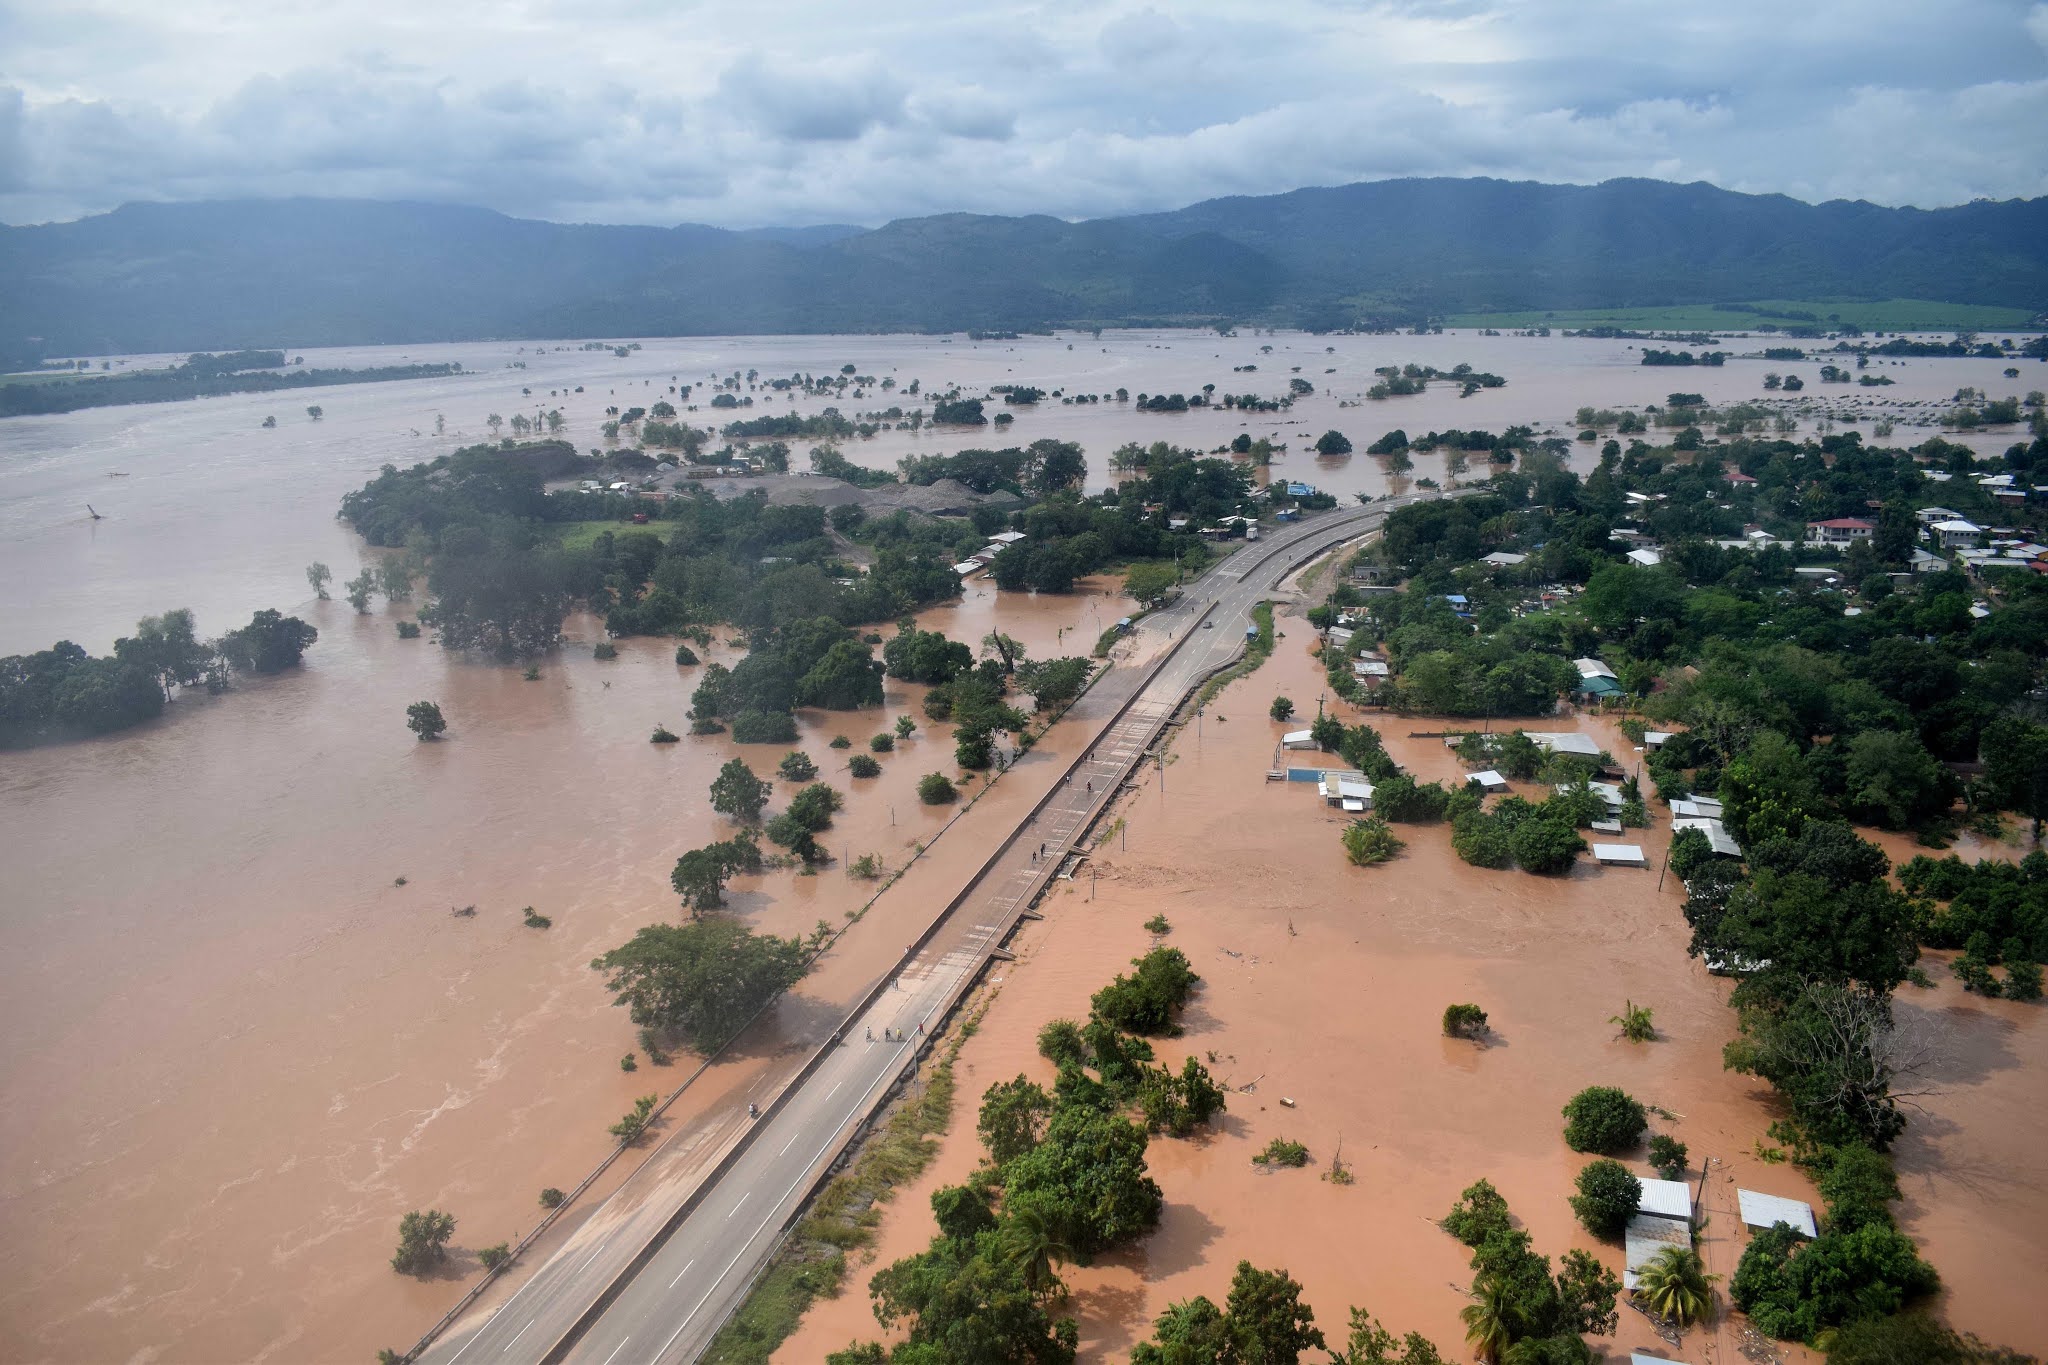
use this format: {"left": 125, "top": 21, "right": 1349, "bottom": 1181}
{"left": 1, "top": 330, "right": 2040, "bottom": 1362}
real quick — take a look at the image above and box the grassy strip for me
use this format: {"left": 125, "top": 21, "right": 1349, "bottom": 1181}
{"left": 1094, "top": 602, "right": 1161, "bottom": 657}
{"left": 1293, "top": 543, "right": 1352, "bottom": 599}
{"left": 1195, "top": 600, "right": 1275, "bottom": 709}
{"left": 700, "top": 1007, "right": 974, "bottom": 1364}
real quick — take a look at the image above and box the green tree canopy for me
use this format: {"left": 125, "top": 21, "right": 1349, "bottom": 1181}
{"left": 590, "top": 918, "right": 809, "bottom": 1054}
{"left": 710, "top": 757, "right": 771, "bottom": 822}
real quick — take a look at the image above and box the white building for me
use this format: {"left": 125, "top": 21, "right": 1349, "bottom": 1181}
{"left": 1805, "top": 517, "right": 1874, "bottom": 547}
{"left": 1524, "top": 732, "right": 1602, "bottom": 758}
{"left": 1931, "top": 518, "right": 1983, "bottom": 549}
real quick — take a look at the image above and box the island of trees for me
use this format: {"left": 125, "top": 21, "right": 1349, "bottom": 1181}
{"left": 0, "top": 350, "right": 462, "bottom": 417}
{"left": 1, "top": 607, "right": 317, "bottom": 747}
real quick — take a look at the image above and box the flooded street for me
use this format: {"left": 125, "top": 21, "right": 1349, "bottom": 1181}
{"left": 779, "top": 606, "right": 2048, "bottom": 1363}
{"left": 1, "top": 330, "right": 2042, "bottom": 1361}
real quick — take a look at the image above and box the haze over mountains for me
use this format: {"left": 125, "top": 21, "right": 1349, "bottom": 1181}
{"left": 3, "top": 176, "right": 2045, "bottom": 363}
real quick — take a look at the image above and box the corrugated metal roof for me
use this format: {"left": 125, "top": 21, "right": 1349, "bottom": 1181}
{"left": 1637, "top": 1177, "right": 1692, "bottom": 1220}
{"left": 1527, "top": 732, "right": 1602, "bottom": 756}
{"left": 1737, "top": 1190, "right": 1817, "bottom": 1237}
{"left": 1623, "top": 1213, "right": 1691, "bottom": 1290}
{"left": 1671, "top": 816, "right": 1742, "bottom": 857}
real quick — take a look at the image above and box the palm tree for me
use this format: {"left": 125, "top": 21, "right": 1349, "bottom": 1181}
{"left": 1460, "top": 1277, "right": 1513, "bottom": 1364}
{"left": 999, "top": 1201, "right": 1072, "bottom": 1303}
{"left": 1633, "top": 1245, "right": 1717, "bottom": 1327}
{"left": 1610, "top": 1000, "right": 1655, "bottom": 1043}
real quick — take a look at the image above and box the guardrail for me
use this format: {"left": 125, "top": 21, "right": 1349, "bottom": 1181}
{"left": 405, "top": 502, "right": 1396, "bottom": 1364}
{"left": 683, "top": 505, "right": 1402, "bottom": 1355}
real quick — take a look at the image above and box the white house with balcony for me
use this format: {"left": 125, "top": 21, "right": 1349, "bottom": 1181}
{"left": 1805, "top": 517, "right": 1874, "bottom": 548}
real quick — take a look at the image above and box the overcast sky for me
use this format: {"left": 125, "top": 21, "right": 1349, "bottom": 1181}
{"left": 2, "top": 0, "right": 2044, "bottom": 228}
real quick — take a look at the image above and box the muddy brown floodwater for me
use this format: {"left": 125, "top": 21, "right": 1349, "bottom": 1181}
{"left": 1, "top": 328, "right": 2040, "bottom": 1362}
{"left": 0, "top": 577, "right": 1129, "bottom": 1363}
{"left": 779, "top": 603, "right": 2048, "bottom": 1364}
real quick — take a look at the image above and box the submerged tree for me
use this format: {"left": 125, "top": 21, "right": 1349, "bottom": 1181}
{"left": 406, "top": 700, "right": 447, "bottom": 740}
{"left": 390, "top": 1209, "right": 456, "bottom": 1275}
{"left": 590, "top": 919, "right": 810, "bottom": 1054}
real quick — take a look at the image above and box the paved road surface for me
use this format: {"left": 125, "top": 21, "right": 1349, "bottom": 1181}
{"left": 421, "top": 495, "right": 1435, "bottom": 1365}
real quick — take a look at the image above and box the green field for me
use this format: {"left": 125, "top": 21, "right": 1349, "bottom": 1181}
{"left": 555, "top": 518, "right": 650, "bottom": 551}
{"left": 1444, "top": 298, "right": 2039, "bottom": 333}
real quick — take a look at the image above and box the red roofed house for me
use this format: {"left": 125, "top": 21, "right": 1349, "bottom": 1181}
{"left": 1727, "top": 470, "right": 1758, "bottom": 485}
{"left": 1806, "top": 517, "right": 1875, "bottom": 548}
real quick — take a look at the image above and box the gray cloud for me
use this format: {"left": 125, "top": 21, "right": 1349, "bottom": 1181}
{"left": 0, "top": 0, "right": 2043, "bottom": 227}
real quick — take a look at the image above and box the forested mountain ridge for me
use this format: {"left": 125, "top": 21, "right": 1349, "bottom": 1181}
{"left": 3, "top": 178, "right": 2044, "bottom": 363}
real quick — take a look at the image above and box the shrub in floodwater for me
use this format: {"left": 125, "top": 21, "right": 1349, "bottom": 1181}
{"left": 1649, "top": 1134, "right": 1689, "bottom": 1180}
{"left": 847, "top": 754, "right": 881, "bottom": 778}
{"left": 522, "top": 906, "right": 552, "bottom": 929}
{"left": 1037, "top": 1018, "right": 1087, "bottom": 1068}
{"left": 651, "top": 725, "right": 679, "bottom": 743}
{"left": 1442, "top": 1003, "right": 1489, "bottom": 1039}
{"left": 395, "top": 621, "right": 421, "bottom": 639}
{"left": 619, "top": 1052, "right": 637, "bottom": 1072}
{"left": 1253, "top": 1138, "right": 1310, "bottom": 1168}
{"left": 538, "top": 1187, "right": 565, "bottom": 1209}
{"left": 478, "top": 1243, "right": 510, "bottom": 1272}
{"left": 593, "top": 642, "right": 618, "bottom": 660}
{"left": 830, "top": 734, "right": 852, "bottom": 749}
{"left": 1611, "top": 999, "right": 1656, "bottom": 1042}
{"left": 1143, "top": 914, "right": 1171, "bottom": 935}
{"left": 918, "top": 772, "right": 957, "bottom": 805}
{"left": 1562, "top": 1085, "right": 1647, "bottom": 1154}
{"left": 611, "top": 1095, "right": 658, "bottom": 1143}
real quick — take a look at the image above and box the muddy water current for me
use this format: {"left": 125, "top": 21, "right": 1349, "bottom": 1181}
{"left": 0, "top": 330, "right": 2041, "bottom": 1361}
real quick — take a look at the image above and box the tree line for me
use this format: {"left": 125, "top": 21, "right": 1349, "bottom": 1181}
{"left": 0, "top": 352, "right": 460, "bottom": 417}
{"left": 1, "top": 607, "right": 317, "bottom": 748}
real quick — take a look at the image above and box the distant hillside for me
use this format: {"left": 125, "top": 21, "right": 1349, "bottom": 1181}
{"left": 2, "top": 178, "right": 2043, "bottom": 363}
